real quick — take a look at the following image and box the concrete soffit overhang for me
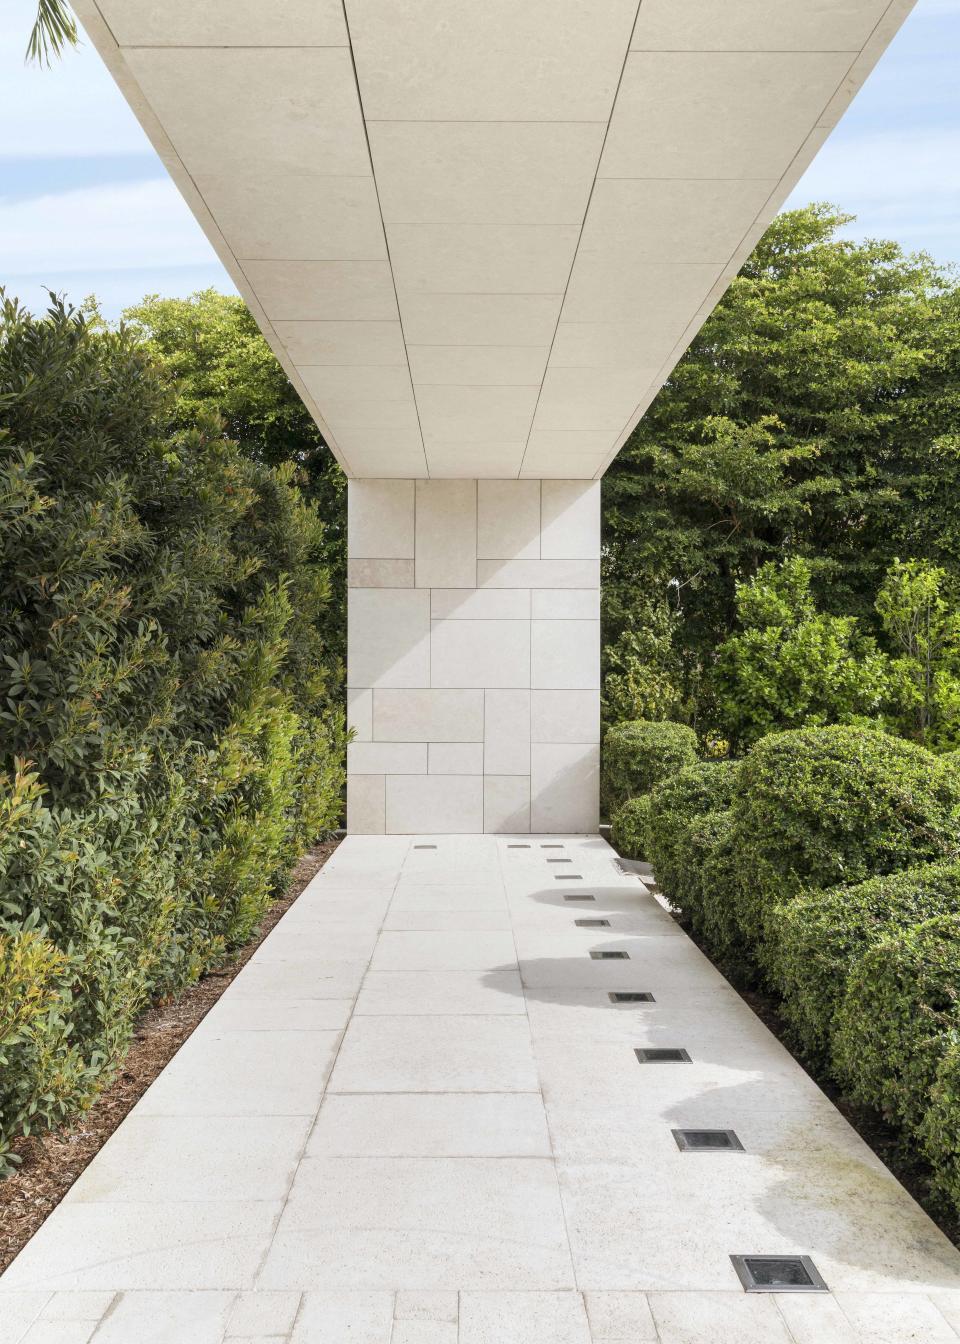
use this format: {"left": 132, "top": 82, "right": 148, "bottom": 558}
{"left": 70, "top": 0, "right": 917, "bottom": 480}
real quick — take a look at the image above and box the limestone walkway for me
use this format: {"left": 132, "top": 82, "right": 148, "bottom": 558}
{"left": 3, "top": 836, "right": 960, "bottom": 1343}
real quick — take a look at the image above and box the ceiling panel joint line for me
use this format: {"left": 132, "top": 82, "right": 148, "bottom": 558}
{"left": 517, "top": 0, "right": 647, "bottom": 478}
{"left": 335, "top": 0, "right": 430, "bottom": 479}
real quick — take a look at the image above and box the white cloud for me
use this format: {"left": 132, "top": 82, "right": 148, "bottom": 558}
{"left": 0, "top": 177, "right": 222, "bottom": 272}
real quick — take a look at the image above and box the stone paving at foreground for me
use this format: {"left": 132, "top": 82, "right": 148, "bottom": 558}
{"left": 3, "top": 835, "right": 960, "bottom": 1343}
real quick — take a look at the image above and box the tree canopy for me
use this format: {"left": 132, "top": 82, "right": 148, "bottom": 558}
{"left": 124, "top": 290, "right": 347, "bottom": 668}
{"left": 603, "top": 204, "right": 960, "bottom": 734}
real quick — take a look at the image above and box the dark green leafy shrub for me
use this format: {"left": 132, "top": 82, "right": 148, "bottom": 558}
{"left": 610, "top": 794, "right": 651, "bottom": 860}
{"left": 832, "top": 914, "right": 960, "bottom": 1129}
{"left": 670, "top": 809, "right": 732, "bottom": 934}
{"left": 769, "top": 862, "right": 960, "bottom": 1061}
{"left": 605, "top": 790, "right": 650, "bottom": 854}
{"left": 921, "top": 1035, "right": 960, "bottom": 1214}
{"left": 697, "top": 816, "right": 751, "bottom": 969}
{"left": 602, "top": 720, "right": 698, "bottom": 816}
{"left": 727, "top": 727, "right": 960, "bottom": 950}
{"left": 711, "top": 556, "right": 890, "bottom": 752}
{"left": 645, "top": 761, "right": 739, "bottom": 919}
{"left": 0, "top": 295, "right": 345, "bottom": 1167}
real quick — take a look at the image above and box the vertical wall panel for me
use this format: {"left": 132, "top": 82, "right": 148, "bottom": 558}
{"left": 347, "top": 479, "right": 600, "bottom": 833}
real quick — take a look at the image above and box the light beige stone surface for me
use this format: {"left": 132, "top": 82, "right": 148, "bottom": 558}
{"left": 385, "top": 776, "right": 484, "bottom": 834}
{"left": 85, "top": 1291, "right": 235, "bottom": 1342}
{"left": 353, "top": 968, "right": 524, "bottom": 1017}
{"left": 394, "top": 1292, "right": 459, "bottom": 1323}
{"left": 458, "top": 1291, "right": 591, "bottom": 1344}
{"left": 347, "top": 588, "right": 430, "bottom": 690}
{"left": 329, "top": 1015, "right": 535, "bottom": 1093}
{"left": 484, "top": 775, "right": 532, "bottom": 834}
{"left": 414, "top": 481, "right": 477, "bottom": 589}
{"left": 430, "top": 589, "right": 530, "bottom": 621}
{"left": 373, "top": 689, "right": 484, "bottom": 743}
{"left": 348, "top": 480, "right": 599, "bottom": 832}
{"left": 531, "top": 589, "right": 600, "bottom": 620}
{"left": 430, "top": 619, "right": 530, "bottom": 690}
{"left": 308, "top": 1093, "right": 549, "bottom": 1158}
{"left": 95, "top": 0, "right": 350, "bottom": 47}
{"left": 477, "top": 480, "right": 542, "bottom": 560}
{"left": 531, "top": 620, "right": 600, "bottom": 690}
{"left": 76, "top": 0, "right": 916, "bottom": 478}
{"left": 290, "top": 1292, "right": 393, "bottom": 1343}
{"left": 370, "top": 122, "right": 605, "bottom": 227}
{"left": 346, "top": 774, "right": 386, "bottom": 835}
{"left": 427, "top": 742, "right": 484, "bottom": 775}
{"left": 3, "top": 836, "right": 960, "bottom": 1337}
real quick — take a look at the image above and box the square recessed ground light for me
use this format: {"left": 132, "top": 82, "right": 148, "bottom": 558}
{"left": 547, "top": 858, "right": 573, "bottom": 864}
{"left": 730, "top": 1255, "right": 828, "bottom": 1293}
{"left": 563, "top": 893, "right": 595, "bottom": 902}
{"left": 590, "top": 949, "right": 629, "bottom": 960}
{"left": 540, "top": 843, "right": 564, "bottom": 849}
{"left": 634, "top": 1047, "right": 690, "bottom": 1062}
{"left": 556, "top": 874, "right": 583, "bottom": 880}
{"left": 609, "top": 991, "right": 655, "bottom": 1003}
{"left": 507, "top": 843, "right": 531, "bottom": 848}
{"left": 575, "top": 918, "right": 610, "bottom": 928}
{"left": 413, "top": 844, "right": 437, "bottom": 850}
{"left": 673, "top": 1129, "right": 744, "bottom": 1152}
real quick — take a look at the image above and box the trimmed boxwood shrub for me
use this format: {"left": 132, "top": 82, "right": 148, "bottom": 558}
{"left": 921, "top": 1035, "right": 960, "bottom": 1213}
{"left": 645, "top": 761, "right": 740, "bottom": 914}
{"left": 611, "top": 794, "right": 651, "bottom": 860}
{"left": 832, "top": 914, "right": 960, "bottom": 1129}
{"left": 671, "top": 809, "right": 731, "bottom": 930}
{"left": 768, "top": 862, "right": 960, "bottom": 1061}
{"left": 698, "top": 814, "right": 753, "bottom": 970}
{"left": 601, "top": 720, "right": 698, "bottom": 816}
{"left": 727, "top": 727, "right": 960, "bottom": 950}
{"left": 0, "top": 296, "right": 345, "bottom": 1169}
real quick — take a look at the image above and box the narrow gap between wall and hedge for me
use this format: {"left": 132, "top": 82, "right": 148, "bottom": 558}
{"left": 0, "top": 840, "right": 338, "bottom": 1276}
{"left": 604, "top": 717, "right": 960, "bottom": 1249}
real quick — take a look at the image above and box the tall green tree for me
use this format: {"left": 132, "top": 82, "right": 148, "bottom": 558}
{"left": 0, "top": 293, "right": 344, "bottom": 1164}
{"left": 603, "top": 205, "right": 960, "bottom": 714}
{"left": 124, "top": 291, "right": 347, "bottom": 671}
{"left": 877, "top": 559, "right": 960, "bottom": 749}
{"left": 712, "top": 557, "right": 890, "bottom": 750}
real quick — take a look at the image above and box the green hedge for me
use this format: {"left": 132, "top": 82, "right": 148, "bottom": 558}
{"left": 727, "top": 727, "right": 960, "bottom": 951}
{"left": 922, "top": 1036, "right": 960, "bottom": 1213}
{"left": 610, "top": 794, "right": 651, "bottom": 860}
{"left": 614, "top": 721, "right": 960, "bottom": 1220}
{"left": 697, "top": 813, "right": 750, "bottom": 967}
{"left": 645, "top": 761, "right": 739, "bottom": 923}
{"left": 0, "top": 296, "right": 345, "bottom": 1169}
{"left": 768, "top": 862, "right": 960, "bottom": 1062}
{"left": 601, "top": 720, "right": 697, "bottom": 816}
{"left": 832, "top": 914, "right": 960, "bottom": 1129}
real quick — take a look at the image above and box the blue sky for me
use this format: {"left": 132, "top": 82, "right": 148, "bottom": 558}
{"left": 1, "top": 0, "right": 958, "bottom": 320}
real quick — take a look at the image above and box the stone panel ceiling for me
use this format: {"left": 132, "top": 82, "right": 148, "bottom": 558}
{"left": 73, "top": 0, "right": 916, "bottom": 479}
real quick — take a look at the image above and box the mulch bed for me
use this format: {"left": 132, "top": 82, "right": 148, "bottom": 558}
{"left": 0, "top": 838, "right": 339, "bottom": 1276}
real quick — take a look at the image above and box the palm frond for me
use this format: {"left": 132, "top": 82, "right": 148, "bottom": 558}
{"left": 26, "top": 0, "right": 79, "bottom": 67}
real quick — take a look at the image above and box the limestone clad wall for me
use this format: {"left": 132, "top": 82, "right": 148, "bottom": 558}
{"left": 346, "top": 479, "right": 600, "bottom": 833}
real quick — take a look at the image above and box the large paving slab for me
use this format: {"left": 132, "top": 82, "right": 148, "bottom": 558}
{"left": 3, "top": 835, "right": 960, "bottom": 1341}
